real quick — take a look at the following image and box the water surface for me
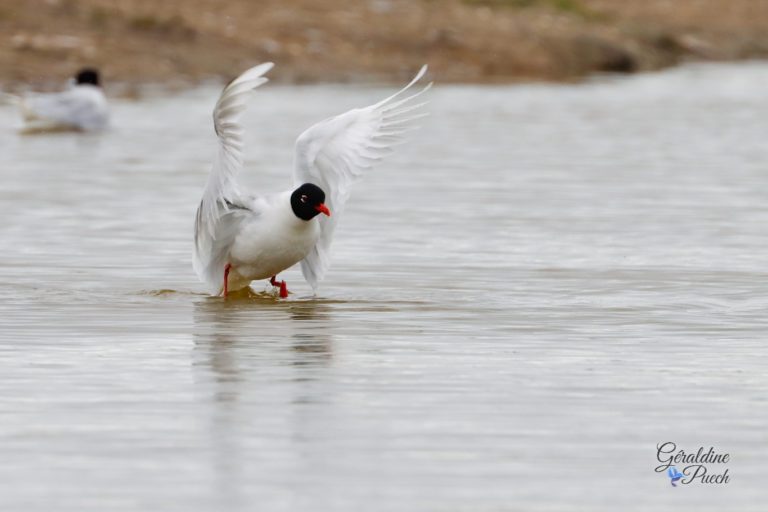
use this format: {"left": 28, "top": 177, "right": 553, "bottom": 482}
{"left": 1, "top": 62, "right": 767, "bottom": 511}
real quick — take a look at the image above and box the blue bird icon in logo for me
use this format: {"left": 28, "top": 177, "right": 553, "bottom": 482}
{"left": 667, "top": 466, "right": 684, "bottom": 487}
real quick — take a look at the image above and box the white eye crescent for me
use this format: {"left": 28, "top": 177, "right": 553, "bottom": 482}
{"left": 300, "top": 195, "right": 308, "bottom": 203}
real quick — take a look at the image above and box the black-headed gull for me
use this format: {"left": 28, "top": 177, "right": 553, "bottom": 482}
{"left": 14, "top": 68, "right": 109, "bottom": 133}
{"left": 193, "top": 63, "right": 430, "bottom": 297}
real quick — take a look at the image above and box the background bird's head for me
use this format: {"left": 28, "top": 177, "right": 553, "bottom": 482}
{"left": 75, "top": 68, "right": 101, "bottom": 87}
{"left": 291, "top": 183, "right": 330, "bottom": 221}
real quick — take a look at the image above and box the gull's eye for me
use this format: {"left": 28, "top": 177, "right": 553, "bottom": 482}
{"left": 300, "top": 194, "right": 308, "bottom": 203}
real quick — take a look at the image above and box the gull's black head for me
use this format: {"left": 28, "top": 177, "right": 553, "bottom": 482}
{"left": 290, "top": 183, "right": 330, "bottom": 221}
{"left": 75, "top": 68, "right": 100, "bottom": 86}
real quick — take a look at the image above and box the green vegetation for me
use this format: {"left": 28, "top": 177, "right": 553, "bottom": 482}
{"left": 88, "top": 7, "right": 110, "bottom": 28}
{"left": 129, "top": 15, "right": 166, "bottom": 31}
{"left": 128, "top": 14, "right": 197, "bottom": 39}
{"left": 463, "top": 0, "right": 601, "bottom": 20}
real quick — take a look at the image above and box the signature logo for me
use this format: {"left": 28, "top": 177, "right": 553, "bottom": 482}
{"left": 667, "top": 466, "right": 684, "bottom": 487}
{"left": 655, "top": 442, "right": 731, "bottom": 487}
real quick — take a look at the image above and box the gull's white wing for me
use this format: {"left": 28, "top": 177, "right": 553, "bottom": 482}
{"left": 293, "top": 65, "right": 431, "bottom": 290}
{"left": 193, "top": 62, "right": 273, "bottom": 293}
{"left": 21, "top": 86, "right": 109, "bottom": 131}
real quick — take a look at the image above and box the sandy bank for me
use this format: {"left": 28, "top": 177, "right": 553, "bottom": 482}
{"left": 2, "top": 0, "right": 768, "bottom": 90}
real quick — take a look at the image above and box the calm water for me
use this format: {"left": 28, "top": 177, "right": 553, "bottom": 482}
{"left": 0, "top": 62, "right": 766, "bottom": 511}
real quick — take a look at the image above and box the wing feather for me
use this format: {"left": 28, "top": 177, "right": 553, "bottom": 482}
{"left": 193, "top": 62, "right": 273, "bottom": 293}
{"left": 293, "top": 65, "right": 431, "bottom": 291}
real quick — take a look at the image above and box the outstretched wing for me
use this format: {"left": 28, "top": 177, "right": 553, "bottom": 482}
{"left": 293, "top": 65, "right": 431, "bottom": 290}
{"left": 193, "top": 62, "right": 273, "bottom": 293}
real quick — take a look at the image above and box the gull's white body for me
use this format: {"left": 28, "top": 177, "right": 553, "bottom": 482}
{"left": 193, "top": 63, "right": 430, "bottom": 296}
{"left": 224, "top": 191, "right": 321, "bottom": 291}
{"left": 18, "top": 84, "right": 109, "bottom": 132}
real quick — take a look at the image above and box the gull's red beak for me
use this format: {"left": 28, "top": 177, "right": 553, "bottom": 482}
{"left": 315, "top": 203, "right": 331, "bottom": 217}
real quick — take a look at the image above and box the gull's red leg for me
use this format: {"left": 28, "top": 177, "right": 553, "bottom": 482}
{"left": 270, "top": 276, "right": 289, "bottom": 298}
{"left": 223, "top": 263, "right": 231, "bottom": 297}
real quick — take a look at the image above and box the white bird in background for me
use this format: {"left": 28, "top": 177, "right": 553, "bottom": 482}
{"left": 9, "top": 68, "right": 109, "bottom": 133}
{"left": 194, "top": 62, "right": 431, "bottom": 298}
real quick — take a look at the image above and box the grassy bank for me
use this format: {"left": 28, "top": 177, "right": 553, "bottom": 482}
{"left": 2, "top": 0, "right": 768, "bottom": 89}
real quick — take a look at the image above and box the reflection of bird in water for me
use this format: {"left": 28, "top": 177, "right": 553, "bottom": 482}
{"left": 4, "top": 68, "right": 109, "bottom": 133}
{"left": 286, "top": 300, "right": 335, "bottom": 369}
{"left": 191, "top": 297, "right": 335, "bottom": 507}
{"left": 192, "top": 295, "right": 334, "bottom": 385}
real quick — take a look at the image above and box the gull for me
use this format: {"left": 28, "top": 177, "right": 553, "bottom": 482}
{"left": 193, "top": 63, "right": 430, "bottom": 297}
{"left": 8, "top": 68, "right": 109, "bottom": 133}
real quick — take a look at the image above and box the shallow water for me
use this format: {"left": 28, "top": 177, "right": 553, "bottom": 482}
{"left": 0, "top": 62, "right": 766, "bottom": 511}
